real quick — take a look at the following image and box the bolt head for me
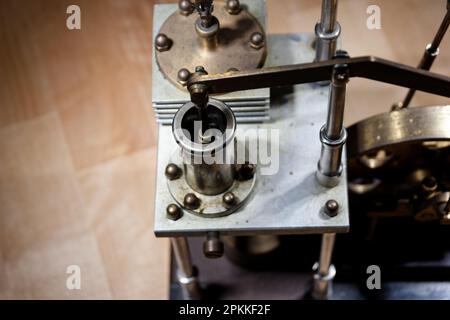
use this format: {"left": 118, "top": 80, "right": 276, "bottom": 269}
{"left": 165, "top": 163, "right": 181, "bottom": 180}
{"left": 222, "top": 192, "right": 236, "bottom": 207}
{"left": 195, "top": 66, "right": 207, "bottom": 74}
{"left": 325, "top": 199, "right": 339, "bottom": 217}
{"left": 226, "top": 0, "right": 241, "bottom": 14}
{"left": 238, "top": 163, "right": 255, "bottom": 181}
{"left": 177, "top": 68, "right": 191, "bottom": 85}
{"left": 250, "top": 32, "right": 265, "bottom": 49}
{"left": 184, "top": 193, "right": 200, "bottom": 210}
{"left": 179, "top": 0, "right": 193, "bottom": 15}
{"left": 166, "top": 204, "right": 182, "bottom": 221}
{"left": 203, "top": 237, "right": 224, "bottom": 259}
{"left": 155, "top": 33, "right": 172, "bottom": 52}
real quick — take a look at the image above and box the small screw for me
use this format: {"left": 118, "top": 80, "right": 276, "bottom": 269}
{"left": 223, "top": 192, "right": 236, "bottom": 207}
{"left": 165, "top": 163, "right": 181, "bottom": 180}
{"left": 184, "top": 193, "right": 200, "bottom": 210}
{"left": 226, "top": 0, "right": 241, "bottom": 15}
{"left": 325, "top": 199, "right": 339, "bottom": 217}
{"left": 250, "top": 32, "right": 265, "bottom": 49}
{"left": 155, "top": 33, "right": 172, "bottom": 52}
{"left": 177, "top": 68, "right": 191, "bottom": 85}
{"left": 166, "top": 204, "right": 182, "bottom": 221}
{"left": 178, "top": 0, "right": 193, "bottom": 16}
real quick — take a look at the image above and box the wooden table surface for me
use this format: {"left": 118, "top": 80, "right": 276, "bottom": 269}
{"left": 0, "top": 0, "right": 448, "bottom": 299}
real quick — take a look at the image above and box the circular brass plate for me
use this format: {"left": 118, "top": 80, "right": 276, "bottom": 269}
{"left": 155, "top": 1, "right": 266, "bottom": 89}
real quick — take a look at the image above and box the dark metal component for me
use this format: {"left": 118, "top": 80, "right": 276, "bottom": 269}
{"left": 226, "top": 0, "right": 241, "bottom": 15}
{"left": 398, "top": 7, "right": 450, "bottom": 108}
{"left": 237, "top": 163, "right": 255, "bottom": 181}
{"left": 422, "top": 176, "right": 438, "bottom": 193}
{"left": 177, "top": 68, "right": 191, "bottom": 85}
{"left": 325, "top": 200, "right": 339, "bottom": 217}
{"left": 194, "top": 0, "right": 214, "bottom": 28}
{"left": 203, "top": 232, "right": 224, "bottom": 258}
{"left": 179, "top": 0, "right": 194, "bottom": 16}
{"left": 165, "top": 163, "right": 182, "bottom": 180}
{"left": 445, "top": 197, "right": 450, "bottom": 214}
{"left": 187, "top": 56, "right": 450, "bottom": 98}
{"left": 184, "top": 193, "right": 201, "bottom": 210}
{"left": 250, "top": 32, "right": 265, "bottom": 49}
{"left": 155, "top": 33, "right": 172, "bottom": 52}
{"left": 167, "top": 204, "right": 183, "bottom": 221}
{"left": 223, "top": 192, "right": 236, "bottom": 207}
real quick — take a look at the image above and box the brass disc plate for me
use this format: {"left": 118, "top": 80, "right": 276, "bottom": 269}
{"left": 155, "top": 1, "right": 266, "bottom": 89}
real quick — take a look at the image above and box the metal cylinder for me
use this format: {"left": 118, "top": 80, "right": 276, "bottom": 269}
{"left": 315, "top": 0, "right": 340, "bottom": 62}
{"left": 317, "top": 64, "right": 348, "bottom": 187}
{"left": 195, "top": 17, "right": 220, "bottom": 50}
{"left": 325, "top": 69, "right": 348, "bottom": 139}
{"left": 312, "top": 233, "right": 336, "bottom": 300}
{"left": 320, "top": 0, "right": 338, "bottom": 33}
{"left": 173, "top": 99, "right": 236, "bottom": 195}
{"left": 184, "top": 161, "right": 235, "bottom": 195}
{"left": 171, "top": 237, "right": 202, "bottom": 299}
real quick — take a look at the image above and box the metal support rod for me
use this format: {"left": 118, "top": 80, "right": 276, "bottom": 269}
{"left": 312, "top": 233, "right": 337, "bottom": 300}
{"left": 317, "top": 53, "right": 349, "bottom": 187}
{"left": 171, "top": 237, "right": 202, "bottom": 299}
{"left": 395, "top": 6, "right": 450, "bottom": 109}
{"left": 315, "top": 0, "right": 340, "bottom": 62}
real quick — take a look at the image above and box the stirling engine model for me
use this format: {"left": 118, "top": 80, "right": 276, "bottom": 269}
{"left": 152, "top": 0, "right": 450, "bottom": 299}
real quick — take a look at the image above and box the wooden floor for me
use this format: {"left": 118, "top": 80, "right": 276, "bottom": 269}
{"left": 0, "top": 0, "right": 448, "bottom": 299}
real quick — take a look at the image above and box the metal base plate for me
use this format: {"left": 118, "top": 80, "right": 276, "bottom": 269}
{"left": 154, "top": 33, "right": 350, "bottom": 237}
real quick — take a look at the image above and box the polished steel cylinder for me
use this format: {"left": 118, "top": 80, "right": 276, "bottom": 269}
{"left": 317, "top": 65, "right": 348, "bottom": 187}
{"left": 318, "top": 233, "right": 336, "bottom": 276}
{"left": 173, "top": 99, "right": 236, "bottom": 196}
{"left": 312, "top": 233, "right": 336, "bottom": 300}
{"left": 315, "top": 0, "right": 340, "bottom": 62}
{"left": 320, "top": 0, "right": 338, "bottom": 33}
{"left": 184, "top": 160, "right": 235, "bottom": 195}
{"left": 171, "top": 237, "right": 202, "bottom": 299}
{"left": 325, "top": 70, "right": 348, "bottom": 139}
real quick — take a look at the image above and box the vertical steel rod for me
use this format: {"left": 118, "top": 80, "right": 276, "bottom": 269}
{"left": 171, "top": 237, "right": 202, "bottom": 299}
{"left": 312, "top": 233, "right": 337, "bottom": 299}
{"left": 317, "top": 55, "right": 349, "bottom": 188}
{"left": 315, "top": 0, "right": 340, "bottom": 62}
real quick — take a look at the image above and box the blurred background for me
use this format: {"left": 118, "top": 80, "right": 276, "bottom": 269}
{"left": 0, "top": 0, "right": 448, "bottom": 299}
